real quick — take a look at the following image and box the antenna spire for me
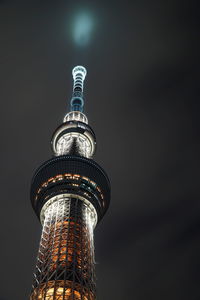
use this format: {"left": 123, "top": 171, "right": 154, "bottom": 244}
{"left": 70, "top": 65, "right": 87, "bottom": 112}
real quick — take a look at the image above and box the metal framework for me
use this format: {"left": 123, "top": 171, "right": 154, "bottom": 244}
{"left": 31, "top": 196, "right": 95, "bottom": 300}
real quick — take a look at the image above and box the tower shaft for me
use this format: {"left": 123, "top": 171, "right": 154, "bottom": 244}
{"left": 31, "top": 196, "right": 95, "bottom": 300}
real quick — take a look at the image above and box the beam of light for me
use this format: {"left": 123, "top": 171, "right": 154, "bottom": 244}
{"left": 72, "top": 13, "right": 94, "bottom": 47}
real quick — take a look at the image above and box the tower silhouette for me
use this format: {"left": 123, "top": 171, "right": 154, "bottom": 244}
{"left": 30, "top": 66, "right": 110, "bottom": 300}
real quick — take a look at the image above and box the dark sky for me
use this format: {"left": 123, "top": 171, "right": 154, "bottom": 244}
{"left": 0, "top": 0, "right": 199, "bottom": 299}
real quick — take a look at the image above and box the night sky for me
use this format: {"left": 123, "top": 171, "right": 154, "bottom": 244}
{"left": 0, "top": 1, "right": 199, "bottom": 299}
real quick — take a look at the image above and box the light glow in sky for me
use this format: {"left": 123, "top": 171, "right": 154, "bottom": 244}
{"left": 73, "top": 13, "right": 94, "bottom": 47}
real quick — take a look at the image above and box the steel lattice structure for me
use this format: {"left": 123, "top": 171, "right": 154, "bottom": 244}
{"left": 31, "top": 197, "right": 95, "bottom": 300}
{"left": 30, "top": 66, "right": 110, "bottom": 300}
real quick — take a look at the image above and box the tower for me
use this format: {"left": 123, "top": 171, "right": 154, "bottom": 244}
{"left": 30, "top": 66, "right": 110, "bottom": 300}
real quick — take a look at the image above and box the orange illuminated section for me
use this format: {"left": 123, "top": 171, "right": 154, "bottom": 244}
{"left": 43, "top": 220, "right": 91, "bottom": 273}
{"left": 31, "top": 280, "right": 94, "bottom": 300}
{"left": 35, "top": 174, "right": 104, "bottom": 203}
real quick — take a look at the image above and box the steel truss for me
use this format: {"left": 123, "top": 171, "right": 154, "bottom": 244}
{"left": 30, "top": 197, "right": 95, "bottom": 300}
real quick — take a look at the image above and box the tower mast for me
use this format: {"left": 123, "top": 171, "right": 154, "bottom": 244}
{"left": 30, "top": 66, "right": 110, "bottom": 300}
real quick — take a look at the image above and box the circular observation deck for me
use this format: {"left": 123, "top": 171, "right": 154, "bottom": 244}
{"left": 30, "top": 155, "right": 110, "bottom": 224}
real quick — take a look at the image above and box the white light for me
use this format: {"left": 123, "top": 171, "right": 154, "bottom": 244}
{"left": 72, "top": 66, "right": 87, "bottom": 80}
{"left": 40, "top": 193, "right": 97, "bottom": 228}
{"left": 72, "top": 66, "right": 87, "bottom": 97}
{"left": 52, "top": 122, "right": 95, "bottom": 158}
{"left": 63, "top": 111, "right": 88, "bottom": 124}
{"left": 56, "top": 132, "right": 93, "bottom": 158}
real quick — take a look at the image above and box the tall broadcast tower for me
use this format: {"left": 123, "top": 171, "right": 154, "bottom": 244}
{"left": 30, "top": 66, "right": 110, "bottom": 300}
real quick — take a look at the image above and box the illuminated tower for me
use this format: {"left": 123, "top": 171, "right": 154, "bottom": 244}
{"left": 30, "top": 66, "right": 110, "bottom": 300}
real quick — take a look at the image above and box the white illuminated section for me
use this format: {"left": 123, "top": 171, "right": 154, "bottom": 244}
{"left": 72, "top": 65, "right": 87, "bottom": 92}
{"left": 70, "top": 66, "right": 87, "bottom": 112}
{"left": 56, "top": 132, "right": 93, "bottom": 158}
{"left": 40, "top": 194, "right": 97, "bottom": 228}
{"left": 52, "top": 65, "right": 96, "bottom": 158}
{"left": 63, "top": 111, "right": 88, "bottom": 124}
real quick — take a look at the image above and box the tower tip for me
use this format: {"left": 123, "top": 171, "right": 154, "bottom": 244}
{"left": 72, "top": 65, "right": 87, "bottom": 79}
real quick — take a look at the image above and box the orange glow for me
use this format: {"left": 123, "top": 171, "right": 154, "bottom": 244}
{"left": 37, "top": 174, "right": 103, "bottom": 200}
{"left": 38, "top": 220, "right": 91, "bottom": 276}
{"left": 30, "top": 280, "right": 94, "bottom": 300}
